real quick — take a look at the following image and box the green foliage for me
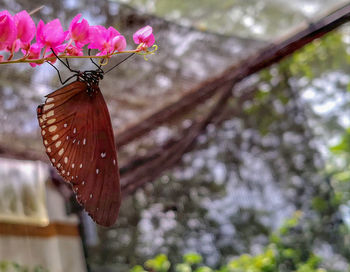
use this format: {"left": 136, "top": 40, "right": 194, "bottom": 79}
{"left": 145, "top": 254, "right": 171, "bottom": 272}
{"left": 329, "top": 128, "right": 350, "bottom": 200}
{"left": 285, "top": 32, "right": 348, "bottom": 78}
{"left": 130, "top": 265, "right": 147, "bottom": 272}
{"left": 226, "top": 247, "right": 276, "bottom": 272}
{"left": 279, "top": 211, "right": 301, "bottom": 235}
{"left": 0, "top": 261, "right": 48, "bottom": 272}
{"left": 175, "top": 263, "right": 191, "bottom": 272}
{"left": 330, "top": 128, "right": 350, "bottom": 155}
{"left": 183, "top": 253, "right": 203, "bottom": 265}
{"left": 131, "top": 213, "right": 330, "bottom": 272}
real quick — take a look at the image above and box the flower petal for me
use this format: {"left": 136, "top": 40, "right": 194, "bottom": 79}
{"left": 88, "top": 25, "right": 107, "bottom": 50}
{"left": 14, "top": 10, "right": 35, "bottom": 44}
{"left": 112, "top": 35, "right": 126, "bottom": 52}
{"left": 0, "top": 10, "right": 17, "bottom": 50}
{"left": 133, "top": 25, "right": 154, "bottom": 47}
{"left": 68, "top": 14, "right": 90, "bottom": 48}
{"left": 36, "top": 19, "right": 66, "bottom": 49}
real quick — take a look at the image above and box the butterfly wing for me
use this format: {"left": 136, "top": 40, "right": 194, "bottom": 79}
{"left": 37, "top": 80, "right": 121, "bottom": 227}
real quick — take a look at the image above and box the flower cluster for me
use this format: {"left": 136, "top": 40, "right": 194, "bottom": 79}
{"left": 0, "top": 10, "right": 155, "bottom": 66}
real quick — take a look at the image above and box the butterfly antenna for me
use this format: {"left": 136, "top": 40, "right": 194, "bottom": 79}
{"left": 104, "top": 53, "right": 135, "bottom": 74}
{"left": 50, "top": 48, "right": 79, "bottom": 74}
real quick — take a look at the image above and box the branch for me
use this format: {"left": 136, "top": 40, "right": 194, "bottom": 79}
{"left": 116, "top": 2, "right": 350, "bottom": 147}
{"left": 121, "top": 81, "right": 236, "bottom": 196}
{"left": 0, "top": 144, "right": 46, "bottom": 162}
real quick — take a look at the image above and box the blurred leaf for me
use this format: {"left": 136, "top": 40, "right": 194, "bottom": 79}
{"left": 176, "top": 263, "right": 191, "bottom": 272}
{"left": 145, "top": 254, "right": 171, "bottom": 272}
{"left": 311, "top": 197, "right": 328, "bottom": 212}
{"left": 130, "top": 265, "right": 147, "bottom": 272}
{"left": 194, "top": 266, "right": 212, "bottom": 272}
{"left": 183, "top": 253, "right": 203, "bottom": 265}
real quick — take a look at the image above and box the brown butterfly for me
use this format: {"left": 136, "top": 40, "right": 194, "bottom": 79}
{"left": 37, "top": 56, "right": 125, "bottom": 227}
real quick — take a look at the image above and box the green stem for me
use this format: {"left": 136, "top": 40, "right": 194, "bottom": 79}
{"left": 0, "top": 44, "right": 158, "bottom": 65}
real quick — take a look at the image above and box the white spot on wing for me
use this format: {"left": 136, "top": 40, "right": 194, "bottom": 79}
{"left": 47, "top": 118, "right": 56, "bottom": 125}
{"left": 72, "top": 163, "right": 75, "bottom": 168}
{"left": 58, "top": 148, "right": 64, "bottom": 156}
{"left": 83, "top": 138, "right": 86, "bottom": 145}
{"left": 52, "top": 134, "right": 59, "bottom": 141}
{"left": 51, "top": 158, "right": 55, "bottom": 163}
{"left": 49, "top": 125, "right": 57, "bottom": 132}
{"left": 113, "top": 159, "right": 116, "bottom": 165}
{"left": 64, "top": 157, "right": 68, "bottom": 164}
{"left": 55, "top": 141, "right": 61, "bottom": 148}
{"left": 47, "top": 147, "right": 51, "bottom": 153}
{"left": 80, "top": 163, "right": 82, "bottom": 168}
{"left": 64, "top": 123, "right": 67, "bottom": 128}
{"left": 47, "top": 110, "right": 54, "bottom": 117}
{"left": 43, "top": 104, "right": 54, "bottom": 111}
{"left": 96, "top": 169, "right": 99, "bottom": 174}
{"left": 46, "top": 97, "right": 54, "bottom": 103}
{"left": 101, "top": 152, "right": 106, "bottom": 158}
{"left": 73, "top": 128, "right": 76, "bottom": 134}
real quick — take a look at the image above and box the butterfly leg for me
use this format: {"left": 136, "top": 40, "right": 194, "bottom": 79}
{"left": 65, "top": 58, "right": 71, "bottom": 69}
{"left": 47, "top": 62, "right": 65, "bottom": 85}
{"left": 50, "top": 48, "right": 79, "bottom": 74}
{"left": 88, "top": 49, "right": 103, "bottom": 72}
{"left": 47, "top": 61, "right": 79, "bottom": 85}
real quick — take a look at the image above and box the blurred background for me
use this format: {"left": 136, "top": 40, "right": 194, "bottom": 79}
{"left": 0, "top": 0, "right": 350, "bottom": 271}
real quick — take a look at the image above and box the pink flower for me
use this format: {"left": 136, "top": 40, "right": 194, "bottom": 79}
{"left": 88, "top": 25, "right": 126, "bottom": 55}
{"left": 111, "top": 35, "right": 126, "bottom": 52}
{"left": 67, "top": 14, "right": 90, "bottom": 48}
{"left": 0, "top": 10, "right": 17, "bottom": 51}
{"left": 133, "top": 25, "right": 154, "bottom": 48}
{"left": 56, "top": 43, "right": 83, "bottom": 56}
{"left": 23, "top": 43, "right": 42, "bottom": 67}
{"left": 36, "top": 19, "right": 66, "bottom": 51}
{"left": 66, "top": 44, "right": 83, "bottom": 56}
{"left": 13, "top": 10, "right": 35, "bottom": 51}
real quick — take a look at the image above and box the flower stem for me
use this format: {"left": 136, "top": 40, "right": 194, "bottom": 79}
{"left": 0, "top": 45, "right": 158, "bottom": 65}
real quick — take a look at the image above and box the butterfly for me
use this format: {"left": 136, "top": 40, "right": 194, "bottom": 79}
{"left": 36, "top": 55, "right": 129, "bottom": 227}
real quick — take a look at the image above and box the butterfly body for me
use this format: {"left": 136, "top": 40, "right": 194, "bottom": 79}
{"left": 37, "top": 75, "right": 121, "bottom": 227}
